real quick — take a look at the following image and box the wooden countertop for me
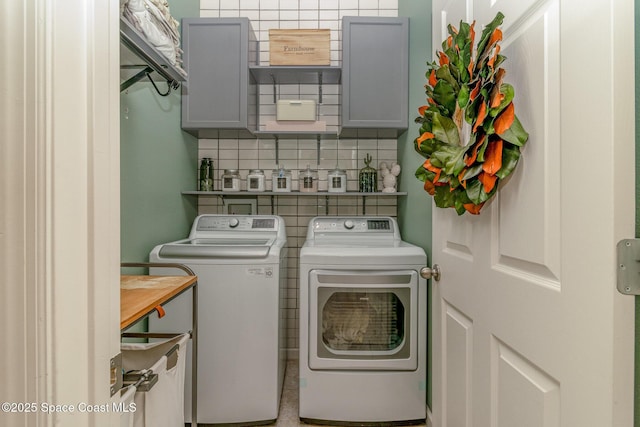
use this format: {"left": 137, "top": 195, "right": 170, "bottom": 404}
{"left": 121, "top": 275, "right": 197, "bottom": 330}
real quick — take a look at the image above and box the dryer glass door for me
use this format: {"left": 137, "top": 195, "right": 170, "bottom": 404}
{"left": 308, "top": 269, "right": 418, "bottom": 371}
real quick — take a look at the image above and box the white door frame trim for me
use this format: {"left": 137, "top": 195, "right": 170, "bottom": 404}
{"left": 1, "top": 0, "right": 120, "bottom": 425}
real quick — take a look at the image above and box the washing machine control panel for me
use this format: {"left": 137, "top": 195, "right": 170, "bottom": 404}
{"left": 195, "top": 215, "right": 277, "bottom": 231}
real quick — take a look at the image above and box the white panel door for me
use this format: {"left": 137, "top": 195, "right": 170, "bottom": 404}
{"left": 430, "top": 0, "right": 635, "bottom": 426}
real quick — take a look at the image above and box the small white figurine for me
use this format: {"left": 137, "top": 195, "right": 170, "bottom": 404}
{"left": 379, "top": 162, "right": 401, "bottom": 193}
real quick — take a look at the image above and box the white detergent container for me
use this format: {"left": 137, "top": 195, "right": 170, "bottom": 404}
{"left": 149, "top": 215, "right": 287, "bottom": 425}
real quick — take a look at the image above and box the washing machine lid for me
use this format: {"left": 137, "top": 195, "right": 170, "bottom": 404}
{"left": 157, "top": 238, "right": 274, "bottom": 258}
{"left": 155, "top": 215, "right": 286, "bottom": 259}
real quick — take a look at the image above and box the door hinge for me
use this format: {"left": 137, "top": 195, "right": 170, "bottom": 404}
{"left": 616, "top": 239, "right": 640, "bottom": 295}
{"left": 110, "top": 353, "right": 123, "bottom": 397}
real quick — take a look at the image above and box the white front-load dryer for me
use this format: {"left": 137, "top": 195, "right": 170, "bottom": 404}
{"left": 299, "top": 216, "right": 427, "bottom": 425}
{"left": 148, "top": 214, "right": 287, "bottom": 425}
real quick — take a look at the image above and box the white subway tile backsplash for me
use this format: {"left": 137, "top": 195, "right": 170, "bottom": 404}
{"left": 299, "top": 0, "right": 320, "bottom": 9}
{"left": 220, "top": 0, "right": 240, "bottom": 9}
{"left": 278, "top": 85, "right": 302, "bottom": 95}
{"left": 242, "top": 9, "right": 261, "bottom": 20}
{"left": 260, "top": 20, "right": 280, "bottom": 30}
{"left": 259, "top": 150, "right": 277, "bottom": 161}
{"left": 278, "top": 140, "right": 299, "bottom": 150}
{"left": 278, "top": 149, "right": 298, "bottom": 160}
{"left": 259, "top": 0, "right": 279, "bottom": 10}
{"left": 258, "top": 139, "right": 277, "bottom": 150}
{"left": 337, "top": 158, "right": 358, "bottom": 170}
{"left": 358, "top": 9, "right": 379, "bottom": 16}
{"left": 200, "top": 9, "right": 221, "bottom": 17}
{"left": 199, "top": 139, "right": 219, "bottom": 149}
{"left": 319, "top": 9, "right": 339, "bottom": 20}
{"left": 378, "top": 0, "right": 398, "bottom": 9}
{"left": 217, "top": 160, "right": 239, "bottom": 171}
{"left": 219, "top": 139, "right": 239, "bottom": 150}
{"left": 359, "top": 0, "right": 378, "bottom": 8}
{"left": 299, "top": 10, "right": 319, "bottom": 20}
{"left": 238, "top": 139, "right": 259, "bottom": 150}
{"left": 378, "top": 149, "right": 397, "bottom": 162}
{"left": 200, "top": 0, "right": 220, "bottom": 10}
{"left": 259, "top": 159, "right": 278, "bottom": 170}
{"left": 238, "top": 148, "right": 259, "bottom": 160}
{"left": 279, "top": 20, "right": 300, "bottom": 29}
{"left": 339, "top": 0, "right": 358, "bottom": 9}
{"left": 357, "top": 139, "right": 377, "bottom": 151}
{"left": 280, "top": 10, "right": 299, "bottom": 20}
{"left": 239, "top": 159, "right": 256, "bottom": 170}
{"left": 219, "top": 149, "right": 240, "bottom": 160}
{"left": 259, "top": 9, "right": 279, "bottom": 20}
{"left": 240, "top": 0, "right": 260, "bottom": 9}
{"left": 298, "top": 150, "right": 317, "bottom": 162}
{"left": 298, "top": 20, "right": 319, "bottom": 29}
{"left": 220, "top": 9, "right": 241, "bottom": 17}
{"left": 257, "top": 51, "right": 269, "bottom": 62}
{"left": 378, "top": 8, "right": 397, "bottom": 16}
{"left": 279, "top": 0, "right": 299, "bottom": 9}
{"left": 338, "top": 9, "right": 358, "bottom": 18}
{"left": 298, "top": 84, "right": 320, "bottom": 95}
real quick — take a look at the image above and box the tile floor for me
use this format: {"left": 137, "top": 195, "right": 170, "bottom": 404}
{"left": 270, "top": 359, "right": 427, "bottom": 427}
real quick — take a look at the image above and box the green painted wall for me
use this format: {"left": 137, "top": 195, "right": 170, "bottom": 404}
{"left": 398, "top": 0, "right": 433, "bottom": 409}
{"left": 120, "top": 0, "right": 199, "bottom": 269}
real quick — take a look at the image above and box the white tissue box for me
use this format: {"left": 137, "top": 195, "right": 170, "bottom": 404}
{"left": 276, "top": 100, "right": 316, "bottom": 121}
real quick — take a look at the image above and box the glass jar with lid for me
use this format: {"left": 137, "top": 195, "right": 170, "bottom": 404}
{"left": 247, "top": 169, "right": 266, "bottom": 192}
{"left": 222, "top": 169, "right": 241, "bottom": 192}
{"left": 327, "top": 168, "right": 347, "bottom": 193}
{"left": 299, "top": 165, "right": 318, "bottom": 193}
{"left": 272, "top": 166, "right": 292, "bottom": 192}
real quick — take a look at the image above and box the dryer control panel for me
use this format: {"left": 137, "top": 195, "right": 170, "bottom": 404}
{"left": 310, "top": 217, "right": 397, "bottom": 236}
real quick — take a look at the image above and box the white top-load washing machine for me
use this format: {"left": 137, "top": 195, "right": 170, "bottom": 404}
{"left": 148, "top": 214, "right": 287, "bottom": 425}
{"left": 299, "top": 216, "right": 427, "bottom": 425}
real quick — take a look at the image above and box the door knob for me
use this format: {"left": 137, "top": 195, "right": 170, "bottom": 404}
{"left": 420, "top": 265, "right": 441, "bottom": 281}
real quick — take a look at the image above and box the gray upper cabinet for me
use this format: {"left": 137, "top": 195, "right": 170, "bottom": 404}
{"left": 341, "top": 17, "right": 409, "bottom": 131}
{"left": 181, "top": 18, "right": 257, "bottom": 137}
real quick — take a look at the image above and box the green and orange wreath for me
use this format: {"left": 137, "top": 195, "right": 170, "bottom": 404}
{"left": 414, "top": 12, "right": 528, "bottom": 215}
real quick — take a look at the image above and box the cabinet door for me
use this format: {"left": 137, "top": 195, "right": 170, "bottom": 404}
{"left": 342, "top": 17, "right": 409, "bottom": 130}
{"left": 181, "top": 18, "right": 256, "bottom": 135}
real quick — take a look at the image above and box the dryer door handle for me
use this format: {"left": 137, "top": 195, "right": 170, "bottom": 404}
{"left": 420, "top": 265, "right": 441, "bottom": 282}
